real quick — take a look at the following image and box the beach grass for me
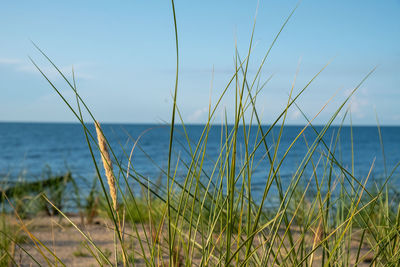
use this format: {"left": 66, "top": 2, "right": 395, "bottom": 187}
{"left": 1, "top": 1, "right": 400, "bottom": 266}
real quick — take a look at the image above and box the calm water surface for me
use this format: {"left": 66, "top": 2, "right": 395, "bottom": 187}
{"left": 1, "top": 123, "right": 399, "bottom": 200}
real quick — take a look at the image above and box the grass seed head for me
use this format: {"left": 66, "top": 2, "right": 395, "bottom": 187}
{"left": 95, "top": 121, "right": 117, "bottom": 211}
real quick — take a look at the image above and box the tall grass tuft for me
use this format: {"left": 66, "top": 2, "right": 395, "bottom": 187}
{"left": 2, "top": 2, "right": 399, "bottom": 266}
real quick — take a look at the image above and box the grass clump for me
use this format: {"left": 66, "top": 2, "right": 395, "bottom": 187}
{"left": 73, "top": 242, "right": 91, "bottom": 258}
{"left": 2, "top": 2, "right": 399, "bottom": 266}
{"left": 1, "top": 167, "right": 74, "bottom": 218}
{"left": 0, "top": 213, "right": 26, "bottom": 267}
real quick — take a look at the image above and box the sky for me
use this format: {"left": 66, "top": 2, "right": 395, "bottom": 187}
{"left": 0, "top": 1, "right": 399, "bottom": 125}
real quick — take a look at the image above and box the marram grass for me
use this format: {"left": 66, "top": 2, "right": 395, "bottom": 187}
{"left": 1, "top": 2, "right": 400, "bottom": 267}
{"left": 95, "top": 120, "right": 118, "bottom": 212}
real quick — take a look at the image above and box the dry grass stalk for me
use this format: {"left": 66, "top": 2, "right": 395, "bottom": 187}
{"left": 309, "top": 217, "right": 324, "bottom": 266}
{"left": 95, "top": 121, "right": 117, "bottom": 211}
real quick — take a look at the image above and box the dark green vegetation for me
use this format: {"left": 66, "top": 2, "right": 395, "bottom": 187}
{"left": 1, "top": 170, "right": 73, "bottom": 217}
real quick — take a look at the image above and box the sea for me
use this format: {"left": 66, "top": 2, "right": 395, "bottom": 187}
{"left": 1, "top": 122, "right": 399, "bottom": 203}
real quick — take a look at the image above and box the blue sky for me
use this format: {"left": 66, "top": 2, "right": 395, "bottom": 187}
{"left": 0, "top": 1, "right": 399, "bottom": 125}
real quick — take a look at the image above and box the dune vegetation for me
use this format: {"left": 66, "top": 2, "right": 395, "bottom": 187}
{"left": 1, "top": 2, "right": 400, "bottom": 266}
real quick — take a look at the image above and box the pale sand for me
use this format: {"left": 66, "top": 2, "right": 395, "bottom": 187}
{"left": 8, "top": 214, "right": 373, "bottom": 266}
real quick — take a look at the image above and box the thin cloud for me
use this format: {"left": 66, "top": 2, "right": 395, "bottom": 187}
{"left": 0, "top": 58, "right": 22, "bottom": 65}
{"left": 16, "top": 63, "right": 94, "bottom": 80}
{"left": 393, "top": 114, "right": 400, "bottom": 121}
{"left": 346, "top": 88, "right": 370, "bottom": 119}
{"left": 188, "top": 107, "right": 208, "bottom": 123}
{"left": 290, "top": 110, "right": 301, "bottom": 120}
{"left": 0, "top": 57, "right": 94, "bottom": 80}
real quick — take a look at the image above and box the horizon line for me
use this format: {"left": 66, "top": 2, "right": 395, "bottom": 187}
{"left": 0, "top": 120, "right": 398, "bottom": 127}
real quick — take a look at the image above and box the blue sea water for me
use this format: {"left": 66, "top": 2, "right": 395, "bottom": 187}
{"left": 0, "top": 122, "right": 399, "bottom": 201}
